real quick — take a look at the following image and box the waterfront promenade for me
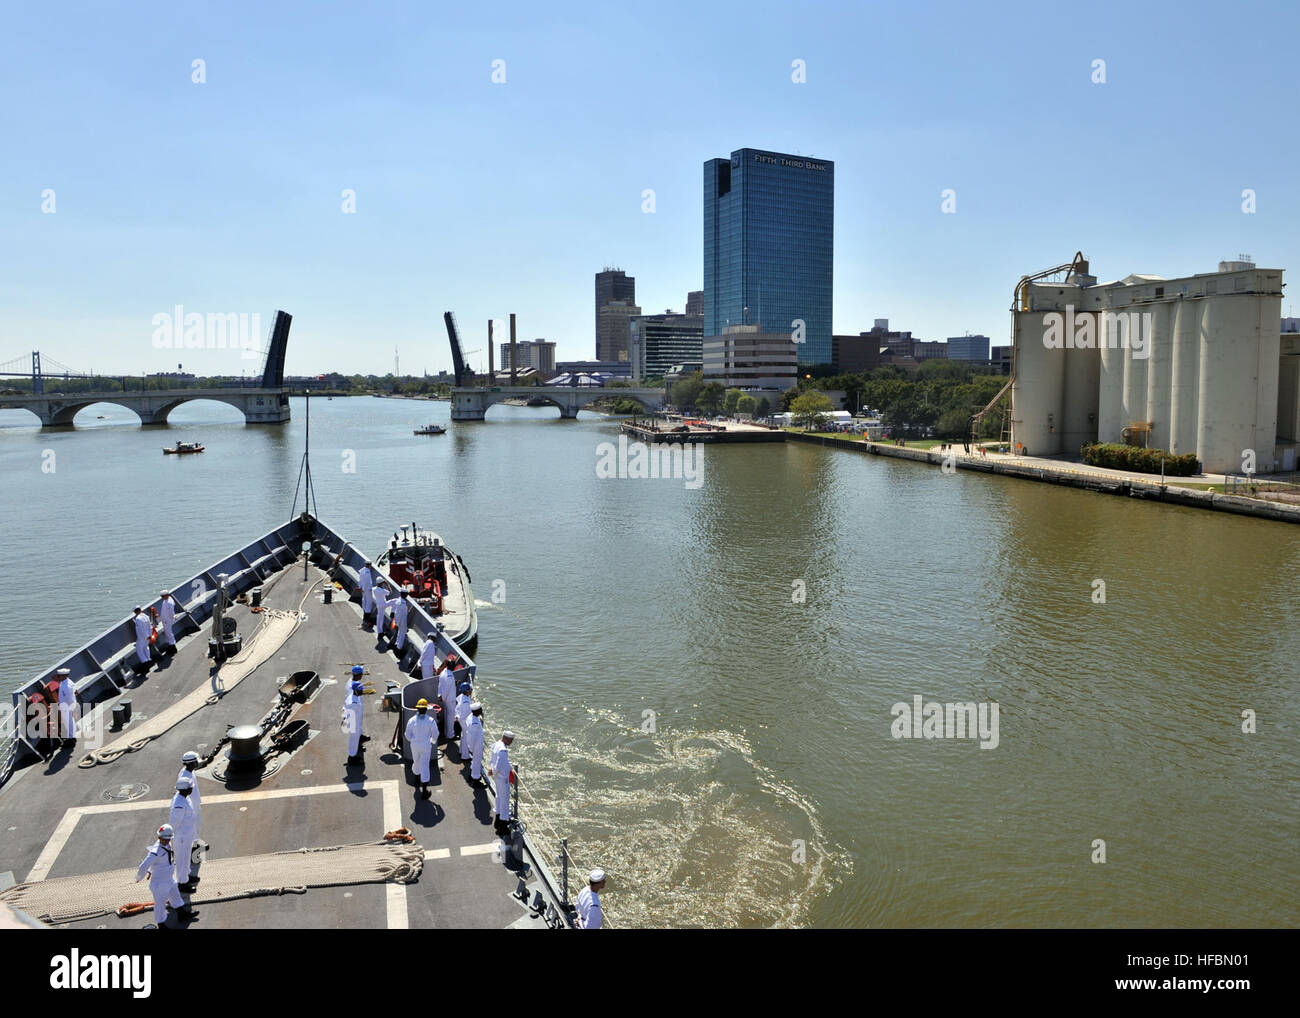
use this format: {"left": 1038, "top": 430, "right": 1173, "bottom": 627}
{"left": 786, "top": 432, "right": 1300, "bottom": 524}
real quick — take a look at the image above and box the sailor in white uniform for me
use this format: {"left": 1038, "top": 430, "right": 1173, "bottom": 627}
{"left": 169, "top": 777, "right": 199, "bottom": 892}
{"left": 179, "top": 750, "right": 203, "bottom": 870}
{"left": 343, "top": 669, "right": 366, "bottom": 764}
{"left": 135, "top": 825, "right": 192, "bottom": 927}
{"left": 391, "top": 590, "right": 410, "bottom": 652}
{"left": 438, "top": 665, "right": 458, "bottom": 740}
{"left": 371, "top": 582, "right": 390, "bottom": 641}
{"left": 417, "top": 637, "right": 438, "bottom": 680}
{"left": 132, "top": 607, "right": 152, "bottom": 668}
{"left": 405, "top": 698, "right": 437, "bottom": 799}
{"left": 575, "top": 869, "right": 606, "bottom": 929}
{"left": 158, "top": 590, "right": 178, "bottom": 654}
{"left": 359, "top": 561, "right": 375, "bottom": 622}
{"left": 455, "top": 682, "right": 474, "bottom": 759}
{"left": 488, "top": 730, "right": 515, "bottom": 827}
{"left": 54, "top": 667, "right": 78, "bottom": 744}
{"left": 463, "top": 702, "right": 485, "bottom": 782}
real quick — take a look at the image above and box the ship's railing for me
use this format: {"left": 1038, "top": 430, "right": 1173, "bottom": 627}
{"left": 512, "top": 771, "right": 608, "bottom": 928}
{"left": 6, "top": 515, "right": 313, "bottom": 773}
{"left": 306, "top": 519, "right": 476, "bottom": 678}
{"left": 0, "top": 702, "right": 20, "bottom": 788}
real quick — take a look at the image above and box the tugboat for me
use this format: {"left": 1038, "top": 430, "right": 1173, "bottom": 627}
{"left": 413, "top": 424, "right": 446, "bottom": 436}
{"left": 163, "top": 441, "right": 205, "bottom": 455}
{"left": 377, "top": 524, "right": 477, "bottom": 647}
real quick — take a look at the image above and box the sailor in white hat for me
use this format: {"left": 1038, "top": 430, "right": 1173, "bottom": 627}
{"left": 437, "top": 661, "right": 458, "bottom": 740}
{"left": 157, "top": 590, "right": 178, "bottom": 655}
{"left": 417, "top": 636, "right": 438, "bottom": 680}
{"left": 358, "top": 560, "right": 376, "bottom": 624}
{"left": 488, "top": 730, "right": 515, "bottom": 831}
{"left": 371, "top": 581, "right": 391, "bottom": 641}
{"left": 575, "top": 869, "right": 606, "bottom": 929}
{"left": 178, "top": 750, "right": 203, "bottom": 863}
{"left": 54, "top": 668, "right": 78, "bottom": 745}
{"left": 169, "top": 777, "right": 199, "bottom": 893}
{"left": 135, "top": 824, "right": 191, "bottom": 927}
{"left": 462, "top": 702, "right": 485, "bottom": 783}
{"left": 132, "top": 606, "right": 152, "bottom": 671}
{"left": 390, "top": 589, "right": 410, "bottom": 653}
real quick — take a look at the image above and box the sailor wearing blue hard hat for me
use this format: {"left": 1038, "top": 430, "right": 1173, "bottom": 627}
{"left": 343, "top": 667, "right": 366, "bottom": 765}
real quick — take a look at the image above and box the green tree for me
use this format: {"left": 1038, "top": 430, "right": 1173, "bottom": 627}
{"left": 697, "top": 381, "right": 726, "bottom": 415}
{"left": 670, "top": 371, "right": 703, "bottom": 410}
{"left": 723, "top": 388, "right": 743, "bottom": 415}
{"left": 737, "top": 395, "right": 757, "bottom": 416}
{"left": 790, "top": 391, "right": 834, "bottom": 429}
{"left": 755, "top": 397, "right": 771, "bottom": 419}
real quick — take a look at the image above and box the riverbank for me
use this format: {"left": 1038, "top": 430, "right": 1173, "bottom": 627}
{"left": 786, "top": 431, "right": 1300, "bottom": 525}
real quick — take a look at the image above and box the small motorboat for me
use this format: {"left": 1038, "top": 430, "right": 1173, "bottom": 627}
{"left": 413, "top": 424, "right": 446, "bottom": 436}
{"left": 163, "top": 441, "right": 205, "bottom": 455}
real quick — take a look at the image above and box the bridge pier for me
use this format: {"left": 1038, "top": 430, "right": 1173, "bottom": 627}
{"left": 451, "top": 391, "right": 487, "bottom": 421}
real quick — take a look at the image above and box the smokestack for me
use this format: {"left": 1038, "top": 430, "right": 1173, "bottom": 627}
{"left": 510, "top": 313, "right": 518, "bottom": 386}
{"left": 488, "top": 320, "right": 494, "bottom": 382}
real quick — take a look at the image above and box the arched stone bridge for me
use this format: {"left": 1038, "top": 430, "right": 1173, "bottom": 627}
{"left": 451, "top": 386, "right": 666, "bottom": 421}
{"left": 0, "top": 387, "right": 291, "bottom": 428}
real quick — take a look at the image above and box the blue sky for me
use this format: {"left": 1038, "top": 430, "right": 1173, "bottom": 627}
{"left": 1, "top": 0, "right": 1296, "bottom": 377}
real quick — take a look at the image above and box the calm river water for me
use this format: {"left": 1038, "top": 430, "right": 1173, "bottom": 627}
{"left": 1, "top": 396, "right": 1296, "bottom": 927}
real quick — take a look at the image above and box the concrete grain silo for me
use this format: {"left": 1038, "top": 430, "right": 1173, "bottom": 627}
{"left": 1009, "top": 258, "right": 1285, "bottom": 473}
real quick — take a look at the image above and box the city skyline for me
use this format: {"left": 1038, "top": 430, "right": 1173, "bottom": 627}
{"left": 2, "top": 2, "right": 1296, "bottom": 377}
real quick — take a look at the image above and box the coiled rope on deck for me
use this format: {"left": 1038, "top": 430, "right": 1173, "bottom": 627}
{"left": 0, "top": 838, "right": 424, "bottom": 926}
{"left": 78, "top": 577, "right": 322, "bottom": 768}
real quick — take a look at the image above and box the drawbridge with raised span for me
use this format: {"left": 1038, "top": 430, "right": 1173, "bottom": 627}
{"left": 0, "top": 311, "right": 294, "bottom": 429}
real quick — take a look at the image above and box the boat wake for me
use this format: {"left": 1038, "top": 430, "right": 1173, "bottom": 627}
{"left": 502, "top": 705, "right": 851, "bottom": 928}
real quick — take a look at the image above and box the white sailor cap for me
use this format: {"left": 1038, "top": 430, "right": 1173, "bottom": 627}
{"left": 160, "top": 589, "right": 170, "bottom": 597}
{"left": 470, "top": 701, "right": 482, "bottom": 712}
{"left": 176, "top": 776, "right": 194, "bottom": 791}
{"left": 181, "top": 750, "right": 199, "bottom": 765}
{"left": 502, "top": 730, "right": 515, "bottom": 740}
{"left": 589, "top": 869, "right": 605, "bottom": 883}
{"left": 55, "top": 667, "right": 71, "bottom": 676}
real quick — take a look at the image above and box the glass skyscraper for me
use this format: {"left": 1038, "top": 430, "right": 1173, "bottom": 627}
{"left": 703, "top": 148, "right": 834, "bottom": 368}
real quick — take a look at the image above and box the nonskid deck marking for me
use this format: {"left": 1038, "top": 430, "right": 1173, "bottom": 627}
{"left": 458, "top": 842, "right": 502, "bottom": 857}
{"left": 25, "top": 780, "right": 407, "bottom": 929}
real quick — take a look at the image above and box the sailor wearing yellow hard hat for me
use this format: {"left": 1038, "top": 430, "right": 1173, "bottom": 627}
{"left": 405, "top": 697, "right": 438, "bottom": 798}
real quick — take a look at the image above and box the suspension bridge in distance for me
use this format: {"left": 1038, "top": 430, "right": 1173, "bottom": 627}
{"left": 0, "top": 312, "right": 294, "bottom": 429}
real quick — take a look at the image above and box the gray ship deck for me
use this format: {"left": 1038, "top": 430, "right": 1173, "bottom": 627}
{"left": 0, "top": 555, "right": 563, "bottom": 930}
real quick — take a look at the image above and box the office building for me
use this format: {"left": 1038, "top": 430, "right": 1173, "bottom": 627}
{"left": 914, "top": 341, "right": 948, "bottom": 360}
{"left": 685, "top": 291, "right": 704, "bottom": 316}
{"left": 704, "top": 147, "right": 834, "bottom": 368}
{"left": 831, "top": 334, "right": 880, "bottom": 374}
{"left": 596, "top": 300, "right": 641, "bottom": 363}
{"left": 498, "top": 339, "right": 556, "bottom": 377}
{"left": 947, "top": 335, "right": 991, "bottom": 361}
{"left": 629, "top": 312, "right": 704, "bottom": 382}
{"left": 595, "top": 269, "right": 636, "bottom": 358}
{"left": 702, "top": 323, "right": 798, "bottom": 392}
